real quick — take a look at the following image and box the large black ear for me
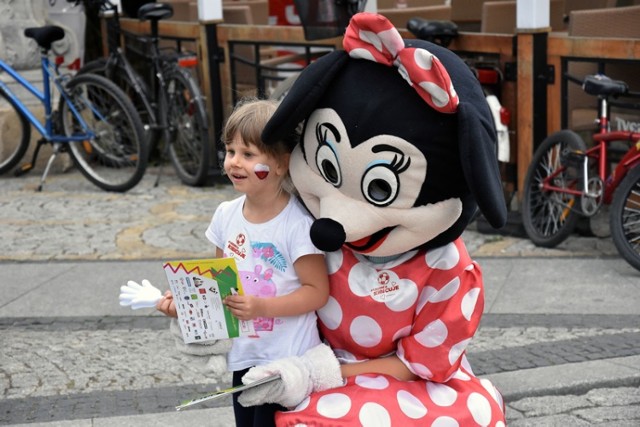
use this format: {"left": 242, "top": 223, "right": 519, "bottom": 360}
{"left": 458, "top": 101, "right": 507, "bottom": 228}
{"left": 262, "top": 51, "right": 350, "bottom": 145}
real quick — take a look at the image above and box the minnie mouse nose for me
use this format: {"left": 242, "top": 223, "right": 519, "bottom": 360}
{"left": 310, "top": 218, "right": 346, "bottom": 252}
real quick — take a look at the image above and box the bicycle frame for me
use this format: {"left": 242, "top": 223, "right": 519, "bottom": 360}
{"left": 0, "top": 55, "right": 97, "bottom": 142}
{"left": 541, "top": 94, "right": 640, "bottom": 206}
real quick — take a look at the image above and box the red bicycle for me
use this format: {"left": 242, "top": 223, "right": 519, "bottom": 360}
{"left": 522, "top": 73, "right": 640, "bottom": 271}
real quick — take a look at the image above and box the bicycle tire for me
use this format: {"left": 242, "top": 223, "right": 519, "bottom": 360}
{"left": 59, "top": 73, "right": 148, "bottom": 192}
{"left": 610, "top": 165, "right": 640, "bottom": 272}
{"left": 0, "top": 87, "right": 31, "bottom": 174}
{"left": 79, "top": 58, "right": 160, "bottom": 150}
{"left": 164, "top": 67, "right": 210, "bottom": 186}
{"left": 522, "top": 130, "right": 586, "bottom": 247}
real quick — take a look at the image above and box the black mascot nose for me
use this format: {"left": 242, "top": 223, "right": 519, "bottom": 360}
{"left": 310, "top": 218, "right": 346, "bottom": 252}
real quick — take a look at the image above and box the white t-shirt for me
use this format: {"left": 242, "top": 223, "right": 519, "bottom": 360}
{"left": 205, "top": 195, "right": 324, "bottom": 371}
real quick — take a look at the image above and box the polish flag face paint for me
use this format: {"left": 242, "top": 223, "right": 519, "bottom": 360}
{"left": 255, "top": 164, "right": 270, "bottom": 180}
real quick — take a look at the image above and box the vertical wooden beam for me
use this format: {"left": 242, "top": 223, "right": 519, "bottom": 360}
{"left": 517, "top": 33, "right": 534, "bottom": 198}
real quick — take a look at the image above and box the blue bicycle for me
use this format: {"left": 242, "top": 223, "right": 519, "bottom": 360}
{"left": 0, "top": 25, "right": 147, "bottom": 192}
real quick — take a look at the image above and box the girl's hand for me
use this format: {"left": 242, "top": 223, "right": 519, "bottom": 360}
{"left": 156, "top": 290, "right": 177, "bottom": 318}
{"left": 224, "top": 294, "right": 265, "bottom": 320}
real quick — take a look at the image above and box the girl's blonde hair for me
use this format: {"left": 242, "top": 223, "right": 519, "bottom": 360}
{"left": 222, "top": 98, "right": 290, "bottom": 159}
{"left": 222, "top": 97, "right": 297, "bottom": 193}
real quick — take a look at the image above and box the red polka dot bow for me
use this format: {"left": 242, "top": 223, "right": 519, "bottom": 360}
{"left": 343, "top": 13, "right": 459, "bottom": 114}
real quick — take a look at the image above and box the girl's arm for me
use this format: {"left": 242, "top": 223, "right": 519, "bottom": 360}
{"left": 224, "top": 253, "right": 330, "bottom": 319}
{"left": 340, "top": 354, "right": 418, "bottom": 381}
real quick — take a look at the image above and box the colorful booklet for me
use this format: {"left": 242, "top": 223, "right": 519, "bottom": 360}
{"left": 175, "top": 374, "right": 281, "bottom": 411}
{"left": 162, "top": 258, "right": 255, "bottom": 343}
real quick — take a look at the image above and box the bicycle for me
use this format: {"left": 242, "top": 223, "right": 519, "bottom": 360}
{"left": 521, "top": 73, "right": 640, "bottom": 271}
{"left": 0, "top": 25, "right": 147, "bottom": 192}
{"left": 78, "top": 0, "right": 211, "bottom": 186}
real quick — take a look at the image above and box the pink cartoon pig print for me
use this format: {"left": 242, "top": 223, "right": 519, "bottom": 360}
{"left": 240, "top": 265, "right": 276, "bottom": 331}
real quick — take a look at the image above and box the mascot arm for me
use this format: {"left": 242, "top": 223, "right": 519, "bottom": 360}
{"left": 238, "top": 343, "right": 343, "bottom": 409}
{"left": 398, "top": 264, "right": 485, "bottom": 382}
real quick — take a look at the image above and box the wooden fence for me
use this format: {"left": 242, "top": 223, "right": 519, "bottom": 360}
{"left": 109, "top": 19, "right": 640, "bottom": 198}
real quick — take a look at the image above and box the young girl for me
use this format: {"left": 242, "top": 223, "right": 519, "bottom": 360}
{"left": 156, "top": 98, "right": 330, "bottom": 427}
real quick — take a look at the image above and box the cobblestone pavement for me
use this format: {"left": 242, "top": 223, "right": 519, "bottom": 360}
{"left": 0, "top": 168, "right": 639, "bottom": 426}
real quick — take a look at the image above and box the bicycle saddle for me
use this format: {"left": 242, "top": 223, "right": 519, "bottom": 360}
{"left": 137, "top": 3, "right": 174, "bottom": 21}
{"left": 24, "top": 26, "right": 65, "bottom": 51}
{"left": 406, "top": 18, "right": 458, "bottom": 48}
{"left": 583, "top": 74, "right": 628, "bottom": 97}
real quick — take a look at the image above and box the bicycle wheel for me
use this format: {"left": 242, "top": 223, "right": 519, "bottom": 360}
{"left": 59, "top": 73, "right": 148, "bottom": 192}
{"left": 0, "top": 87, "right": 31, "bottom": 174}
{"left": 610, "top": 165, "right": 640, "bottom": 272}
{"left": 80, "top": 58, "right": 160, "bottom": 149}
{"left": 163, "top": 67, "right": 210, "bottom": 186}
{"left": 522, "top": 130, "right": 586, "bottom": 247}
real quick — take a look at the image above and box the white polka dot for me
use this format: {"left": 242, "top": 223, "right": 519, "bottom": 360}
{"left": 293, "top": 424, "right": 307, "bottom": 427}
{"left": 410, "top": 362, "right": 433, "bottom": 379}
{"left": 461, "top": 288, "right": 481, "bottom": 321}
{"left": 414, "top": 49, "right": 434, "bottom": 70}
{"left": 460, "top": 354, "right": 474, "bottom": 374}
{"left": 385, "top": 279, "right": 418, "bottom": 312}
{"left": 430, "top": 278, "right": 460, "bottom": 303}
{"left": 495, "top": 422, "right": 506, "bottom": 427}
{"left": 392, "top": 325, "right": 412, "bottom": 341}
{"left": 359, "top": 402, "right": 391, "bottom": 426}
{"left": 290, "top": 396, "right": 310, "bottom": 412}
{"left": 348, "top": 262, "right": 376, "bottom": 297}
{"left": 397, "top": 390, "right": 428, "bottom": 419}
{"left": 426, "top": 382, "right": 458, "bottom": 406}
{"left": 415, "top": 319, "right": 448, "bottom": 348}
{"left": 425, "top": 243, "right": 459, "bottom": 270}
{"left": 419, "top": 81, "right": 450, "bottom": 108}
{"left": 467, "top": 392, "right": 492, "bottom": 426}
{"left": 448, "top": 338, "right": 471, "bottom": 365}
{"left": 325, "top": 250, "right": 343, "bottom": 275}
{"left": 355, "top": 375, "right": 389, "bottom": 390}
{"left": 379, "top": 28, "right": 404, "bottom": 57}
{"left": 349, "top": 47, "right": 377, "bottom": 61}
{"left": 350, "top": 316, "right": 383, "bottom": 347}
{"left": 317, "top": 296, "right": 342, "bottom": 330}
{"left": 449, "top": 81, "right": 457, "bottom": 99}
{"left": 480, "top": 378, "right": 504, "bottom": 410}
{"left": 416, "top": 286, "right": 436, "bottom": 314}
{"left": 360, "top": 30, "right": 383, "bottom": 52}
{"left": 431, "top": 416, "right": 459, "bottom": 427}
{"left": 451, "top": 370, "right": 471, "bottom": 381}
{"left": 316, "top": 393, "right": 351, "bottom": 419}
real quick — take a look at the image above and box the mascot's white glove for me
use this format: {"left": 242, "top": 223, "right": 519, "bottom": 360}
{"left": 238, "top": 343, "right": 343, "bottom": 409}
{"left": 119, "top": 279, "right": 162, "bottom": 309}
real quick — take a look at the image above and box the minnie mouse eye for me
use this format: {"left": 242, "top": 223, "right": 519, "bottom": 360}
{"left": 362, "top": 165, "right": 399, "bottom": 206}
{"left": 316, "top": 145, "right": 342, "bottom": 187}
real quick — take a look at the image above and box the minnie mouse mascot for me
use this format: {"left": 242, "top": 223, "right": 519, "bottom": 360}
{"left": 238, "top": 13, "right": 508, "bottom": 426}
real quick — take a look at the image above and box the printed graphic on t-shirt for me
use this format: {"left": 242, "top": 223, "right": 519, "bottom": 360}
{"left": 239, "top": 264, "right": 277, "bottom": 331}
{"left": 252, "top": 242, "right": 287, "bottom": 272}
{"left": 226, "top": 233, "right": 248, "bottom": 261}
{"left": 225, "top": 235, "right": 291, "bottom": 332}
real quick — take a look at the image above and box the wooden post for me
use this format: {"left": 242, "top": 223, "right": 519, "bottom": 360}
{"left": 516, "top": 0, "right": 551, "bottom": 200}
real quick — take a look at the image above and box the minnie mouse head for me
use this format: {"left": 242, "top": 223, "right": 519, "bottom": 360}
{"left": 263, "top": 13, "right": 506, "bottom": 257}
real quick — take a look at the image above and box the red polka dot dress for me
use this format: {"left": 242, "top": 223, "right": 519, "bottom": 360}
{"left": 276, "top": 239, "right": 506, "bottom": 426}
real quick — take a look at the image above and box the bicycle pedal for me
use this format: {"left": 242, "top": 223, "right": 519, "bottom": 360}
{"left": 14, "top": 163, "right": 33, "bottom": 177}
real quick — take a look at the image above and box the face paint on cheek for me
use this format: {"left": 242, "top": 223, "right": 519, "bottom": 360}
{"left": 254, "top": 164, "right": 270, "bottom": 180}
